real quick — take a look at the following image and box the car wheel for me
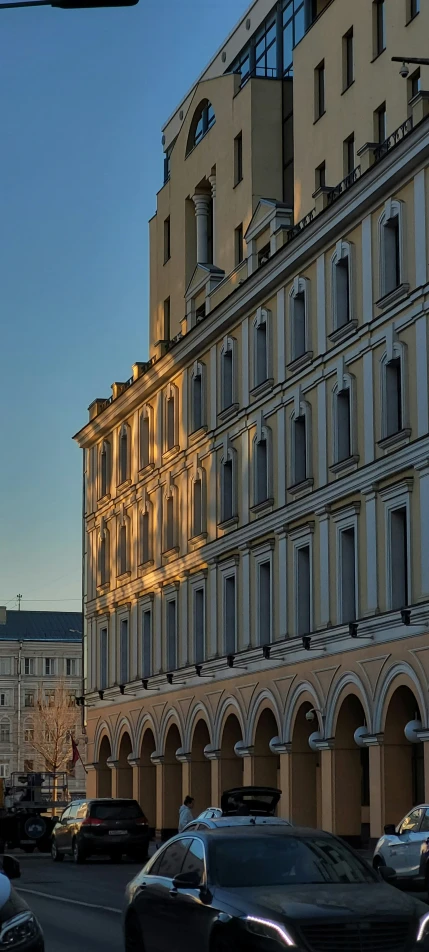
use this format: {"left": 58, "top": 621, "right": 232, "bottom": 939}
{"left": 51, "top": 841, "right": 64, "bottom": 863}
{"left": 72, "top": 839, "right": 86, "bottom": 864}
{"left": 125, "top": 912, "right": 145, "bottom": 952}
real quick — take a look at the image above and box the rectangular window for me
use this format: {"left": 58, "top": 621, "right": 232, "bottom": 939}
{"left": 297, "top": 545, "right": 311, "bottom": 636}
{"left": 0, "top": 724, "right": 10, "bottom": 744}
{"left": 294, "top": 416, "right": 307, "bottom": 485}
{"left": 24, "top": 729, "right": 34, "bottom": 744}
{"left": 192, "top": 372, "right": 203, "bottom": 432}
{"left": 389, "top": 507, "right": 408, "bottom": 609}
{"left": 224, "top": 575, "right": 236, "bottom": 656}
{"left": 314, "top": 60, "right": 325, "bottom": 119}
{"left": 66, "top": 658, "right": 77, "bottom": 677}
{"left": 315, "top": 161, "right": 326, "bottom": 190}
{"left": 343, "top": 134, "right": 355, "bottom": 176}
{"left": 163, "top": 216, "right": 171, "bottom": 263}
{"left": 100, "top": 628, "right": 108, "bottom": 690}
{"left": 340, "top": 527, "right": 356, "bottom": 623}
{"left": 222, "top": 349, "right": 234, "bottom": 410}
{"left": 119, "top": 523, "right": 128, "bottom": 576}
{"left": 166, "top": 396, "right": 175, "bottom": 450}
{"left": 140, "top": 415, "right": 150, "bottom": 469}
{"left": 166, "top": 495, "right": 174, "bottom": 551}
{"left": 234, "top": 132, "right": 243, "bottom": 185}
{"left": 24, "top": 693, "right": 34, "bottom": 709}
{"left": 409, "top": 69, "right": 421, "bottom": 103}
{"left": 120, "top": 619, "right": 129, "bottom": 685}
{"left": 255, "top": 439, "right": 268, "bottom": 504}
{"left": 24, "top": 658, "right": 34, "bottom": 676}
{"left": 386, "top": 357, "right": 402, "bottom": 435}
{"left": 374, "top": 102, "right": 387, "bottom": 143}
{"left": 141, "top": 510, "right": 151, "bottom": 564}
{"left": 193, "top": 479, "right": 202, "bottom": 537}
{"left": 374, "top": 0, "right": 386, "bottom": 57}
{"left": 45, "top": 691, "right": 55, "bottom": 706}
{"left": 222, "top": 458, "right": 234, "bottom": 523}
{"left": 194, "top": 588, "right": 205, "bottom": 665}
{"left": 142, "top": 610, "right": 152, "bottom": 679}
{"left": 337, "top": 389, "right": 351, "bottom": 462}
{"left": 0, "top": 659, "right": 11, "bottom": 677}
{"left": 334, "top": 257, "right": 350, "bottom": 329}
{"left": 44, "top": 658, "right": 54, "bottom": 676}
{"left": 167, "top": 599, "right": 177, "bottom": 672}
{"left": 258, "top": 243, "right": 270, "bottom": 268}
{"left": 343, "top": 28, "right": 354, "bottom": 89}
{"left": 255, "top": 320, "right": 268, "bottom": 388}
{"left": 291, "top": 292, "right": 306, "bottom": 360}
{"left": 381, "top": 215, "right": 401, "bottom": 295}
{"left": 408, "top": 0, "right": 419, "bottom": 20}
{"left": 234, "top": 224, "right": 244, "bottom": 266}
{"left": 258, "top": 561, "right": 271, "bottom": 646}
{"left": 0, "top": 696, "right": 5, "bottom": 708}
{"left": 163, "top": 297, "right": 171, "bottom": 342}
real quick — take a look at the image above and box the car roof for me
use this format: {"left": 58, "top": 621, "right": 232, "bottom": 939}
{"left": 183, "top": 825, "right": 331, "bottom": 839}
{"left": 208, "top": 817, "right": 290, "bottom": 826}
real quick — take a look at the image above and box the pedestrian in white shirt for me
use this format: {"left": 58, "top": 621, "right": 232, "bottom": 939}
{"left": 178, "top": 796, "right": 194, "bottom": 832}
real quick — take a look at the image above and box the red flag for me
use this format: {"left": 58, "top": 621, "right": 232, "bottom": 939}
{"left": 71, "top": 737, "right": 87, "bottom": 773}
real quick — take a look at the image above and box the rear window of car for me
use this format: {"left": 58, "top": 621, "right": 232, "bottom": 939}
{"left": 90, "top": 801, "right": 143, "bottom": 820}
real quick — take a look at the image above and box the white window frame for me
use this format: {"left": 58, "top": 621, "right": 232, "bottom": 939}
{"left": 0, "top": 659, "right": 11, "bottom": 677}
{"left": 44, "top": 657, "right": 55, "bottom": 676}
{"left": 331, "top": 364, "right": 358, "bottom": 470}
{"left": 381, "top": 480, "right": 413, "bottom": 611}
{"left": 219, "top": 442, "right": 238, "bottom": 526}
{"left": 140, "top": 596, "right": 154, "bottom": 680}
{"left": 289, "top": 392, "right": 313, "bottom": 489}
{"left": 66, "top": 658, "right": 77, "bottom": 677}
{"left": 0, "top": 765, "right": 10, "bottom": 779}
{"left": 291, "top": 526, "right": 314, "bottom": 637}
{"left": 0, "top": 718, "right": 11, "bottom": 745}
{"left": 252, "top": 307, "right": 272, "bottom": 393}
{"left": 378, "top": 198, "right": 408, "bottom": 304}
{"left": 219, "top": 336, "right": 238, "bottom": 416}
{"left": 163, "top": 383, "right": 179, "bottom": 456}
{"left": 330, "top": 240, "right": 356, "bottom": 339}
{"left": 139, "top": 405, "right": 154, "bottom": 471}
{"left": 253, "top": 542, "right": 274, "bottom": 646}
{"left": 220, "top": 559, "right": 239, "bottom": 657}
{"left": 118, "top": 423, "right": 131, "bottom": 486}
{"left": 190, "top": 360, "right": 206, "bottom": 433}
{"left": 189, "top": 574, "right": 206, "bottom": 665}
{"left": 252, "top": 418, "right": 273, "bottom": 511}
{"left": 379, "top": 336, "right": 409, "bottom": 445}
{"left": 333, "top": 506, "right": 360, "bottom": 625}
{"left": 289, "top": 276, "right": 311, "bottom": 367}
{"left": 24, "top": 658, "right": 34, "bottom": 676}
{"left": 164, "top": 586, "right": 179, "bottom": 673}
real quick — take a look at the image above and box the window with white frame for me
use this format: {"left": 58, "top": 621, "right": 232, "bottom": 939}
{"left": 289, "top": 277, "right": 310, "bottom": 363}
{"left": 99, "top": 440, "right": 111, "bottom": 497}
{"left": 290, "top": 399, "right": 312, "bottom": 487}
{"left": 253, "top": 308, "right": 271, "bottom": 390}
{"left": 332, "top": 371, "right": 356, "bottom": 466}
{"left": 389, "top": 506, "right": 409, "bottom": 610}
{"left": 99, "top": 524, "right": 110, "bottom": 586}
{"left": 293, "top": 533, "right": 313, "bottom": 637}
{"left": 253, "top": 424, "right": 272, "bottom": 508}
{"left": 118, "top": 519, "right": 129, "bottom": 576}
{"left": 164, "top": 385, "right": 178, "bottom": 453}
{"left": 24, "top": 723, "right": 34, "bottom": 743}
{"left": 224, "top": 574, "right": 237, "bottom": 656}
{"left": 220, "top": 445, "right": 237, "bottom": 525}
{"left": 100, "top": 627, "right": 108, "bottom": 689}
{"left": 66, "top": 658, "right": 77, "bottom": 677}
{"left": 333, "top": 510, "right": 359, "bottom": 624}
{"left": 380, "top": 340, "right": 408, "bottom": 442}
{"left": 0, "top": 659, "right": 11, "bottom": 677}
{"left": 142, "top": 606, "right": 152, "bottom": 679}
{"left": 119, "top": 618, "right": 129, "bottom": 685}
{"left": 24, "top": 658, "right": 34, "bottom": 676}
{"left": 0, "top": 695, "right": 6, "bottom": 708}
{"left": 166, "top": 596, "right": 177, "bottom": 672}
{"left": 140, "top": 503, "right": 152, "bottom": 565}
{"left": 24, "top": 693, "right": 34, "bottom": 708}
{"left": 331, "top": 241, "right": 354, "bottom": 332}
{"left": 118, "top": 424, "right": 130, "bottom": 485}
{"left": 220, "top": 337, "right": 237, "bottom": 412}
{"left": 190, "top": 361, "right": 205, "bottom": 433}
{"left": 44, "top": 658, "right": 55, "bottom": 676}
{"left": 378, "top": 200, "right": 405, "bottom": 300}
{"left": 0, "top": 719, "right": 10, "bottom": 744}
{"left": 139, "top": 407, "right": 152, "bottom": 470}
{"left": 194, "top": 587, "right": 205, "bottom": 664}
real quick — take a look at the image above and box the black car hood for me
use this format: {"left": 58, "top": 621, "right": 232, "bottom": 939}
{"left": 215, "top": 882, "right": 428, "bottom": 921}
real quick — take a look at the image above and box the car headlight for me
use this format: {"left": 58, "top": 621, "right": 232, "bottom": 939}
{"left": 0, "top": 912, "right": 41, "bottom": 947}
{"left": 417, "top": 912, "right": 429, "bottom": 943}
{"left": 244, "top": 916, "right": 296, "bottom": 946}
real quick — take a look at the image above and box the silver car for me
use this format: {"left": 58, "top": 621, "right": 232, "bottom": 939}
{"left": 373, "top": 804, "right": 429, "bottom": 886}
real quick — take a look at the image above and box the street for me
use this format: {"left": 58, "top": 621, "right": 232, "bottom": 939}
{"left": 15, "top": 852, "right": 143, "bottom": 951}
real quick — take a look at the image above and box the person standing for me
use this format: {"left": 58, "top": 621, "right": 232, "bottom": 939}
{"left": 178, "top": 796, "right": 194, "bottom": 832}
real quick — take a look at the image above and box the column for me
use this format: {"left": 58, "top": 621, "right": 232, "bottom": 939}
{"left": 316, "top": 254, "right": 326, "bottom": 356}
{"left": 278, "top": 747, "right": 292, "bottom": 820}
{"left": 363, "top": 351, "right": 375, "bottom": 465}
{"left": 317, "top": 507, "right": 330, "bottom": 628}
{"left": 208, "top": 173, "right": 216, "bottom": 265}
{"left": 84, "top": 763, "right": 97, "bottom": 799}
{"left": 154, "top": 759, "right": 165, "bottom": 838}
{"left": 192, "top": 193, "right": 211, "bottom": 264}
{"left": 108, "top": 759, "right": 119, "bottom": 798}
{"left": 240, "top": 546, "right": 251, "bottom": 649}
{"left": 277, "top": 407, "right": 286, "bottom": 509}
{"left": 241, "top": 317, "right": 249, "bottom": 406}
{"left": 368, "top": 741, "right": 384, "bottom": 840}
{"left": 276, "top": 287, "right": 285, "bottom": 383}
{"left": 319, "top": 745, "right": 335, "bottom": 832}
{"left": 209, "top": 753, "right": 222, "bottom": 807}
{"left": 129, "top": 758, "right": 142, "bottom": 803}
{"left": 414, "top": 169, "right": 427, "bottom": 288}
{"left": 181, "top": 759, "right": 192, "bottom": 802}
{"left": 416, "top": 320, "right": 429, "bottom": 438}
{"left": 422, "top": 737, "right": 429, "bottom": 803}
{"left": 417, "top": 462, "right": 429, "bottom": 597}
{"left": 208, "top": 559, "right": 218, "bottom": 659}
{"left": 362, "top": 484, "right": 378, "bottom": 614}
{"left": 317, "top": 380, "right": 327, "bottom": 486}
{"left": 276, "top": 529, "right": 287, "bottom": 639}
{"left": 130, "top": 600, "right": 138, "bottom": 682}
{"left": 242, "top": 753, "right": 254, "bottom": 786}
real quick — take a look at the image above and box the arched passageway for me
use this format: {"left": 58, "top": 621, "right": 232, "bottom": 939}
{"left": 163, "top": 724, "right": 182, "bottom": 833}
{"left": 334, "top": 695, "right": 369, "bottom": 845}
{"left": 139, "top": 729, "right": 156, "bottom": 829}
{"left": 190, "top": 720, "right": 211, "bottom": 816}
{"left": 384, "top": 686, "right": 424, "bottom": 825}
{"left": 97, "top": 735, "right": 112, "bottom": 798}
{"left": 291, "top": 703, "right": 319, "bottom": 827}
{"left": 220, "top": 714, "right": 243, "bottom": 792}
{"left": 117, "top": 732, "right": 133, "bottom": 799}
{"left": 253, "top": 709, "right": 279, "bottom": 792}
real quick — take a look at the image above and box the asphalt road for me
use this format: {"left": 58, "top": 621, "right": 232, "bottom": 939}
{"left": 15, "top": 852, "right": 144, "bottom": 951}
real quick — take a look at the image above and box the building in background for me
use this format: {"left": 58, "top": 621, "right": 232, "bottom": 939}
{"left": 74, "top": 0, "right": 429, "bottom": 845}
{"left": 0, "top": 609, "right": 85, "bottom": 796}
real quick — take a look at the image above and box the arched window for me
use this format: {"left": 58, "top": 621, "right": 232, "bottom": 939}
{"left": 191, "top": 465, "right": 206, "bottom": 539}
{"left": 117, "top": 512, "right": 130, "bottom": 577}
{"left": 139, "top": 495, "right": 153, "bottom": 566}
{"left": 331, "top": 366, "right": 358, "bottom": 470}
{"left": 289, "top": 276, "right": 311, "bottom": 366}
{"left": 252, "top": 307, "right": 272, "bottom": 390}
{"left": 99, "top": 440, "right": 111, "bottom": 498}
{"left": 378, "top": 199, "right": 406, "bottom": 301}
{"left": 190, "top": 361, "right": 206, "bottom": 433}
{"left": 99, "top": 522, "right": 110, "bottom": 587}
{"left": 252, "top": 423, "right": 273, "bottom": 509}
{"left": 139, "top": 406, "right": 153, "bottom": 470}
{"left": 186, "top": 100, "right": 216, "bottom": 155}
{"left": 118, "top": 424, "right": 130, "bottom": 485}
{"left": 380, "top": 337, "right": 409, "bottom": 445}
{"left": 220, "top": 443, "right": 238, "bottom": 526}
{"left": 331, "top": 240, "right": 355, "bottom": 338}
{"left": 289, "top": 395, "right": 312, "bottom": 489}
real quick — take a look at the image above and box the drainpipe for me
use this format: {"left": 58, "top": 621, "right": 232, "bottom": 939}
{"left": 17, "top": 641, "right": 22, "bottom": 773}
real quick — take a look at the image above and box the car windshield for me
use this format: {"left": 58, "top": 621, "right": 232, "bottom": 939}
{"left": 91, "top": 802, "right": 142, "bottom": 820}
{"left": 211, "top": 836, "right": 377, "bottom": 887}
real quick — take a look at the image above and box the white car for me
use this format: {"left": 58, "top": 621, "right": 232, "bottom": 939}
{"left": 373, "top": 804, "right": 429, "bottom": 887}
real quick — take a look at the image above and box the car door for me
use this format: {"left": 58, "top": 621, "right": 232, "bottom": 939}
{"left": 63, "top": 802, "right": 80, "bottom": 853}
{"left": 132, "top": 837, "right": 192, "bottom": 952}
{"left": 169, "top": 837, "right": 216, "bottom": 950}
{"left": 54, "top": 806, "right": 71, "bottom": 853}
{"left": 388, "top": 808, "right": 424, "bottom": 877}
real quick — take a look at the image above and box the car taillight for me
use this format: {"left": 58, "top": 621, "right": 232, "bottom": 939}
{"left": 135, "top": 817, "right": 148, "bottom": 826}
{"left": 81, "top": 817, "right": 104, "bottom": 827}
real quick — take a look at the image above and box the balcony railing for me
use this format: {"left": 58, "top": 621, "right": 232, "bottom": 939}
{"left": 287, "top": 208, "right": 316, "bottom": 242}
{"left": 327, "top": 166, "right": 361, "bottom": 207}
{"left": 373, "top": 116, "right": 413, "bottom": 164}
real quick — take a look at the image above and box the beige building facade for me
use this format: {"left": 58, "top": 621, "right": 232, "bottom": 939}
{"left": 75, "top": 0, "right": 429, "bottom": 844}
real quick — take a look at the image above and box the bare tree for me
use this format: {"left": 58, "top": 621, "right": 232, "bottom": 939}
{"left": 29, "top": 679, "right": 80, "bottom": 777}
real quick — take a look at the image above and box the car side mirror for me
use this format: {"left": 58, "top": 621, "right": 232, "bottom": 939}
{"left": 384, "top": 824, "right": 397, "bottom": 835}
{"left": 1, "top": 856, "right": 20, "bottom": 880}
{"left": 172, "top": 870, "right": 201, "bottom": 890}
{"left": 378, "top": 865, "right": 397, "bottom": 884}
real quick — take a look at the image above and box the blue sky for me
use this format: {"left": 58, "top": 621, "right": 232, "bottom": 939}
{"left": 0, "top": 0, "right": 246, "bottom": 613}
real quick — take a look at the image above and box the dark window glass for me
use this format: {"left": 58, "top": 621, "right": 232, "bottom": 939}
{"left": 212, "top": 836, "right": 377, "bottom": 887}
{"left": 182, "top": 838, "right": 205, "bottom": 879}
{"left": 234, "top": 133, "right": 243, "bottom": 185}
{"left": 91, "top": 802, "right": 143, "bottom": 820}
{"left": 235, "top": 225, "right": 244, "bottom": 266}
{"left": 157, "top": 839, "right": 192, "bottom": 878}
{"left": 374, "top": 0, "right": 385, "bottom": 56}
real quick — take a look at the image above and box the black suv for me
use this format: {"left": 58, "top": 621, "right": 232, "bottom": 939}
{"left": 51, "top": 798, "right": 150, "bottom": 864}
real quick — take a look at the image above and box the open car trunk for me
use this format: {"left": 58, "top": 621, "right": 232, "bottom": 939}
{"left": 221, "top": 786, "right": 281, "bottom": 816}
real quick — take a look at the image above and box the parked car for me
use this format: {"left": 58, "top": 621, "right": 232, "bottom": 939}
{"left": 51, "top": 797, "right": 150, "bottom": 864}
{"left": 0, "top": 854, "right": 44, "bottom": 950}
{"left": 192, "top": 786, "right": 286, "bottom": 826}
{"left": 123, "top": 826, "right": 429, "bottom": 952}
{"left": 184, "top": 816, "right": 291, "bottom": 831}
{"left": 373, "top": 804, "right": 429, "bottom": 887}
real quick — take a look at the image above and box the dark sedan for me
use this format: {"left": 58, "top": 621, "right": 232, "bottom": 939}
{"left": 123, "top": 826, "right": 429, "bottom": 952}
